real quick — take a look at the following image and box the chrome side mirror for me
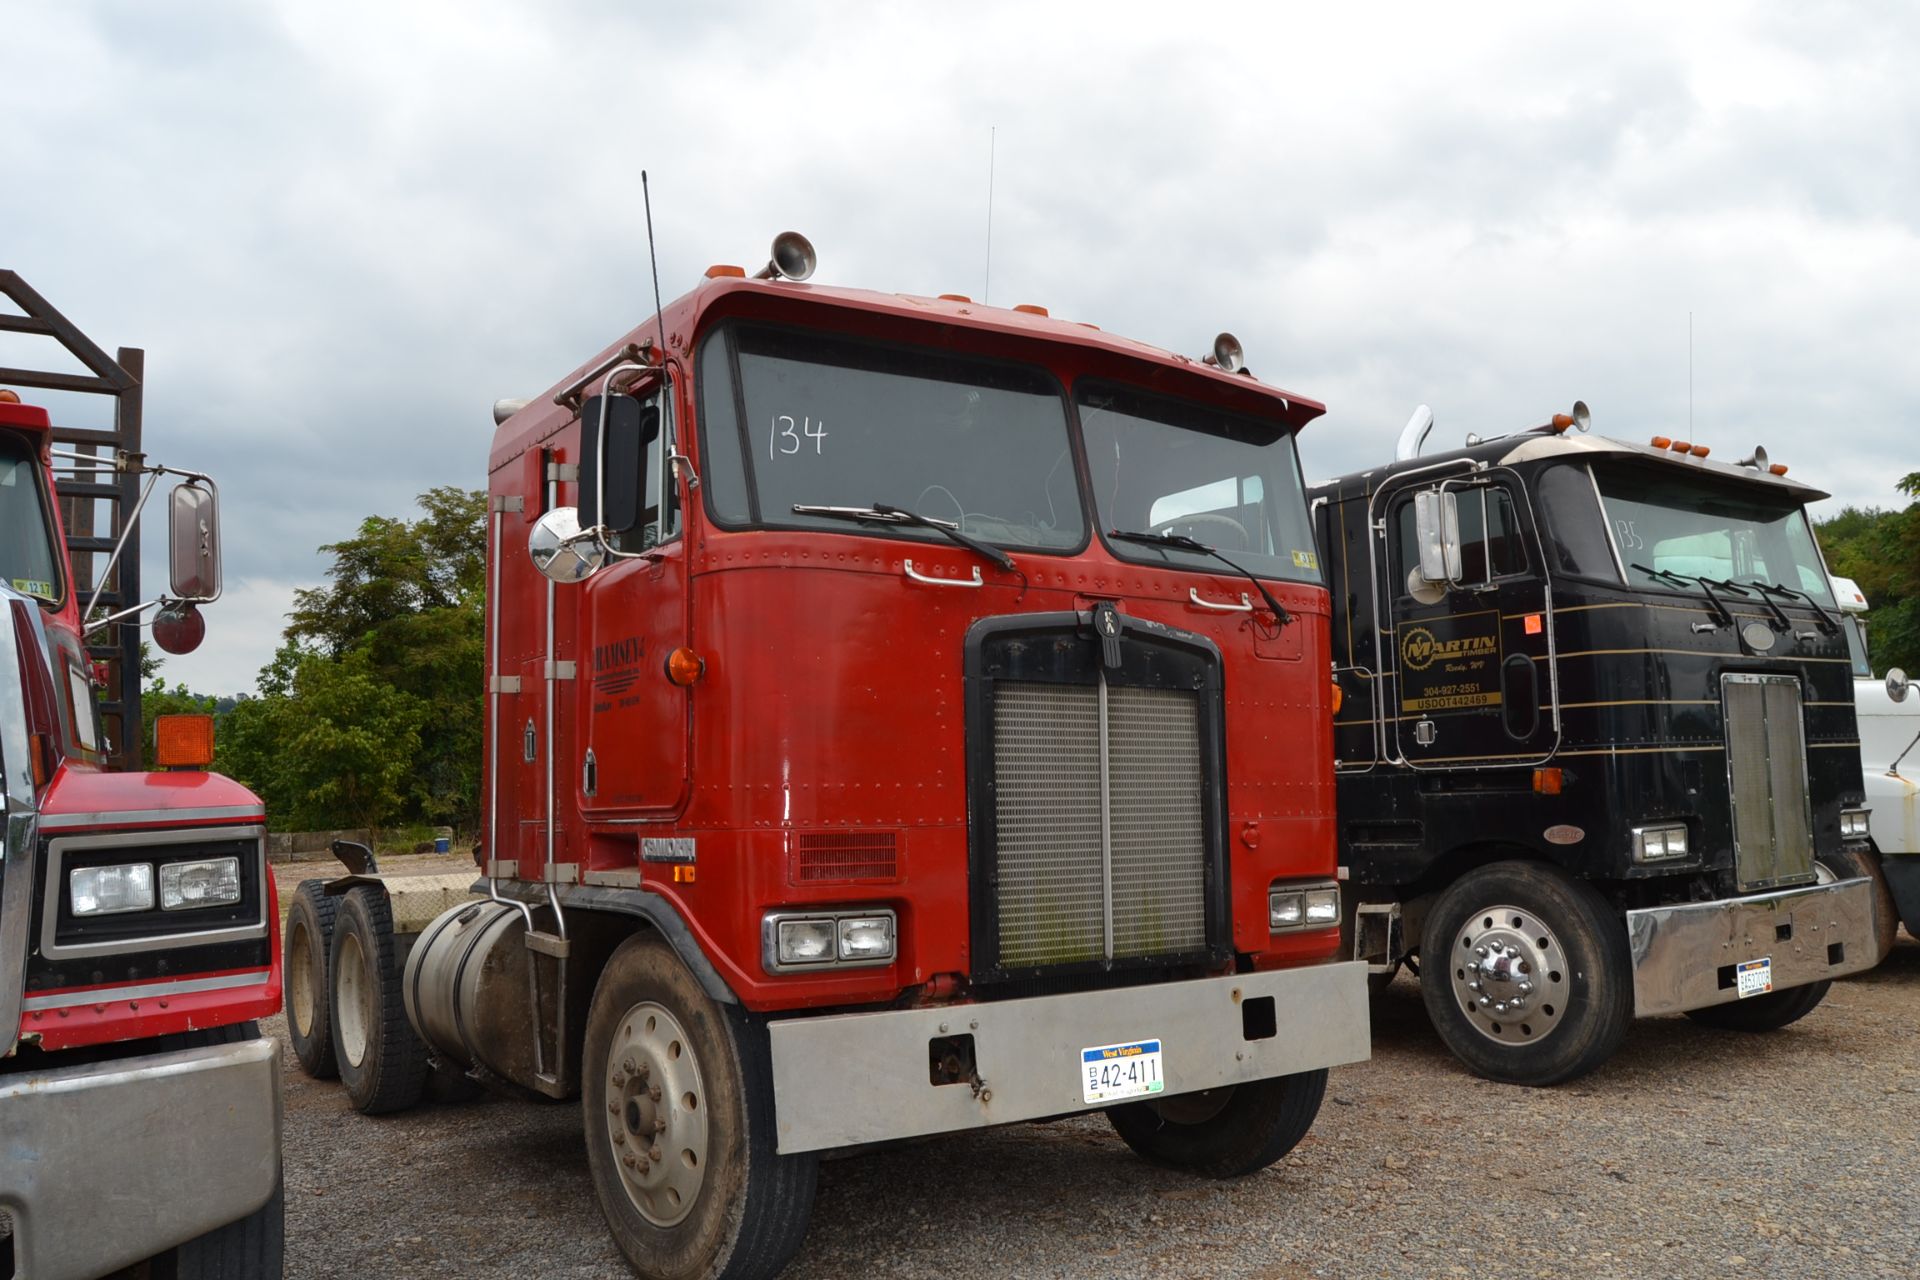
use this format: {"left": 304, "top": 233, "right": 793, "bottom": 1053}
{"left": 1413, "top": 488, "right": 1462, "bottom": 589}
{"left": 168, "top": 481, "right": 221, "bottom": 600}
{"left": 528, "top": 507, "right": 606, "bottom": 584}
{"left": 1888, "top": 668, "right": 1911, "bottom": 703}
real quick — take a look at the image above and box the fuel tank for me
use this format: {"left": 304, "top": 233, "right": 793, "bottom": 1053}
{"left": 402, "top": 899, "right": 552, "bottom": 1094}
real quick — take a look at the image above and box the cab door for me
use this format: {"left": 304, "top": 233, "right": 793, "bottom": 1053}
{"left": 1381, "top": 470, "right": 1559, "bottom": 768}
{"left": 579, "top": 376, "right": 691, "bottom": 818}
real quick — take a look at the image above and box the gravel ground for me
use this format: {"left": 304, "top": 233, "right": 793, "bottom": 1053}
{"left": 278, "top": 923, "right": 1920, "bottom": 1280}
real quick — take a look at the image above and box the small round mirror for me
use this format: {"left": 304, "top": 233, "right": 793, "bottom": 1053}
{"left": 528, "top": 507, "right": 606, "bottom": 584}
{"left": 1888, "top": 667, "right": 1911, "bottom": 704}
{"left": 153, "top": 602, "right": 206, "bottom": 655}
{"left": 1406, "top": 567, "right": 1445, "bottom": 606}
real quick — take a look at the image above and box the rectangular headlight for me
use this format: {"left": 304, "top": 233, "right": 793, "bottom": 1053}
{"left": 1304, "top": 887, "right": 1341, "bottom": 926}
{"left": 837, "top": 915, "right": 896, "bottom": 962}
{"left": 1633, "top": 824, "right": 1689, "bottom": 863}
{"left": 159, "top": 857, "right": 242, "bottom": 910}
{"left": 71, "top": 862, "right": 155, "bottom": 916}
{"left": 775, "top": 917, "right": 837, "bottom": 966}
{"left": 1841, "top": 809, "right": 1871, "bottom": 839}
{"left": 1269, "top": 890, "right": 1305, "bottom": 929}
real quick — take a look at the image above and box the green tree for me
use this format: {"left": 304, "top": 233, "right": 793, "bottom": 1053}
{"left": 282, "top": 487, "right": 486, "bottom": 827}
{"left": 1817, "top": 472, "right": 1920, "bottom": 676}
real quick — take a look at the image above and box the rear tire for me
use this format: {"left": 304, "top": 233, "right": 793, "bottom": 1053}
{"left": 1420, "top": 861, "right": 1632, "bottom": 1086}
{"left": 583, "top": 933, "right": 818, "bottom": 1280}
{"left": 284, "top": 882, "right": 337, "bottom": 1079}
{"left": 1107, "top": 1069, "right": 1328, "bottom": 1178}
{"left": 329, "top": 886, "right": 430, "bottom": 1115}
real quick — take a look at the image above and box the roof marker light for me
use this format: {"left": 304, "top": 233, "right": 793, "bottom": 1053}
{"left": 1650, "top": 436, "right": 1672, "bottom": 449}
{"left": 1689, "top": 444, "right": 1710, "bottom": 458}
{"left": 1671, "top": 440, "right": 1692, "bottom": 452}
{"left": 938, "top": 293, "right": 972, "bottom": 303}
{"left": 705, "top": 264, "right": 746, "bottom": 278}
{"left": 1012, "top": 303, "right": 1049, "bottom": 316}
{"left": 1769, "top": 463, "right": 1790, "bottom": 476}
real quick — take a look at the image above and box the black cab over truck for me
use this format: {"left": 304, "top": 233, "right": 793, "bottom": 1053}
{"left": 1312, "top": 406, "right": 1883, "bottom": 1084}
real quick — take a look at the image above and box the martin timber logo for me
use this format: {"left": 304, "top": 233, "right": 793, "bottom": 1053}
{"left": 1400, "top": 625, "right": 1495, "bottom": 672}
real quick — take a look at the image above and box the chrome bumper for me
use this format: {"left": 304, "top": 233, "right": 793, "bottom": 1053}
{"left": 767, "top": 961, "right": 1371, "bottom": 1154}
{"left": 1627, "top": 877, "right": 1881, "bottom": 1017}
{"left": 0, "top": 1035, "right": 281, "bottom": 1280}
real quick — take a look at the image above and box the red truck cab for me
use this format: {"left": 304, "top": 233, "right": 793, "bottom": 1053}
{"left": 1, "top": 312, "right": 282, "bottom": 1280}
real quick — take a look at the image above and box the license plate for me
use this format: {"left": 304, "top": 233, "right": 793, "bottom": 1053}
{"left": 1081, "top": 1038, "right": 1164, "bottom": 1104}
{"left": 1735, "top": 957, "right": 1773, "bottom": 998}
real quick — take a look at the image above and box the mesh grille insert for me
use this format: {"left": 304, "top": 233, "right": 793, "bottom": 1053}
{"left": 791, "top": 832, "right": 898, "bottom": 884}
{"left": 989, "top": 678, "right": 1207, "bottom": 969}
{"left": 1724, "top": 674, "right": 1814, "bottom": 890}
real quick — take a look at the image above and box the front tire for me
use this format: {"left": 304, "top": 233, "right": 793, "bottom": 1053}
{"left": 583, "top": 934, "right": 818, "bottom": 1280}
{"left": 1819, "top": 846, "right": 1897, "bottom": 965}
{"left": 1419, "top": 861, "right": 1632, "bottom": 1086}
{"left": 155, "top": 1179, "right": 285, "bottom": 1279}
{"left": 284, "top": 882, "right": 338, "bottom": 1079}
{"left": 1107, "top": 1069, "right": 1328, "bottom": 1178}
{"left": 1683, "top": 979, "right": 1830, "bottom": 1031}
{"left": 329, "top": 886, "right": 430, "bottom": 1115}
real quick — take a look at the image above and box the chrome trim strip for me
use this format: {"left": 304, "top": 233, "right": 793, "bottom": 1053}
{"left": 1, "top": 589, "right": 47, "bottom": 1057}
{"left": 39, "top": 826, "right": 268, "bottom": 961}
{"left": 22, "top": 967, "right": 270, "bottom": 1011}
{"left": 36, "top": 804, "right": 265, "bottom": 831}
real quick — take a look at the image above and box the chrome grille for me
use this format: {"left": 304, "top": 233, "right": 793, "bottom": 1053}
{"left": 1722, "top": 673, "right": 1815, "bottom": 891}
{"left": 990, "top": 679, "right": 1208, "bottom": 968}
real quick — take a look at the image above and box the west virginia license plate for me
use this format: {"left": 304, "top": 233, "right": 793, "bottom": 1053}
{"left": 1081, "top": 1038, "right": 1164, "bottom": 1104}
{"left": 1735, "top": 957, "right": 1773, "bottom": 998}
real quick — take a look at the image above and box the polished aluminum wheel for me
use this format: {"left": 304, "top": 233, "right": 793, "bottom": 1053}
{"left": 335, "top": 929, "right": 370, "bottom": 1068}
{"left": 1446, "top": 902, "right": 1571, "bottom": 1044}
{"left": 603, "top": 1001, "right": 710, "bottom": 1228}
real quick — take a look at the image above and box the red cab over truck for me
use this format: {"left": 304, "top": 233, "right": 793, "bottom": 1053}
{"left": 0, "top": 273, "right": 281, "bottom": 1280}
{"left": 299, "top": 235, "right": 1371, "bottom": 1279}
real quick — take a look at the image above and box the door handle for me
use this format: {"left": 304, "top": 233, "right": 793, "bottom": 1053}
{"left": 1189, "top": 587, "right": 1253, "bottom": 612}
{"left": 904, "top": 559, "right": 983, "bottom": 588}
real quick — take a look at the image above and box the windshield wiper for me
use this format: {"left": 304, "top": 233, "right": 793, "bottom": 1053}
{"left": 1110, "top": 529, "right": 1293, "bottom": 627}
{"left": 791, "top": 503, "right": 1017, "bottom": 574}
{"left": 1743, "top": 579, "right": 1838, "bottom": 635}
{"left": 1631, "top": 563, "right": 1738, "bottom": 627}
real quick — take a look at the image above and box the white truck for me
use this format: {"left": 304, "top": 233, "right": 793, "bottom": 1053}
{"left": 1832, "top": 575, "right": 1920, "bottom": 951}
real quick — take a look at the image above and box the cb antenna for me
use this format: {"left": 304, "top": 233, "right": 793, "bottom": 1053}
{"left": 984, "top": 126, "right": 996, "bottom": 304}
{"left": 643, "top": 171, "right": 668, "bottom": 356}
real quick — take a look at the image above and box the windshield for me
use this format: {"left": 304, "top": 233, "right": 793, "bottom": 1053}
{"left": 698, "top": 326, "right": 1085, "bottom": 551}
{"left": 1594, "top": 464, "right": 1835, "bottom": 605}
{"left": 1080, "top": 381, "right": 1319, "bottom": 584}
{"left": 0, "top": 430, "right": 61, "bottom": 604}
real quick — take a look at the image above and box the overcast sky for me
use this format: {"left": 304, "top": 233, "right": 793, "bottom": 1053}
{"left": 4, "top": 1, "right": 1917, "bottom": 695}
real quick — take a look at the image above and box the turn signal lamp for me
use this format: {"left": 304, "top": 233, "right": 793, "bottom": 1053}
{"left": 1330, "top": 679, "right": 1344, "bottom": 714}
{"left": 1532, "top": 767, "right": 1564, "bottom": 795}
{"left": 665, "top": 647, "right": 705, "bottom": 686}
{"left": 155, "top": 713, "right": 215, "bottom": 768}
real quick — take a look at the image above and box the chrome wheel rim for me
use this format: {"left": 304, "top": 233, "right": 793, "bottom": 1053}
{"left": 335, "top": 930, "right": 370, "bottom": 1067}
{"left": 289, "top": 918, "right": 316, "bottom": 1038}
{"left": 1446, "top": 902, "right": 1571, "bottom": 1045}
{"left": 604, "top": 1001, "right": 710, "bottom": 1227}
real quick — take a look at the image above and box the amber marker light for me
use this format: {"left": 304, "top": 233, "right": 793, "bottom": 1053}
{"left": 155, "top": 714, "right": 216, "bottom": 768}
{"left": 1532, "top": 767, "right": 1564, "bottom": 796}
{"left": 705, "top": 264, "right": 746, "bottom": 278}
{"left": 1649, "top": 436, "right": 1672, "bottom": 449}
{"left": 0, "top": 389, "right": 19, "bottom": 403}
{"left": 1768, "top": 463, "right": 1790, "bottom": 476}
{"left": 1331, "top": 680, "right": 1344, "bottom": 714}
{"left": 1670, "top": 440, "right": 1692, "bottom": 452}
{"left": 1690, "top": 444, "right": 1710, "bottom": 457}
{"left": 665, "top": 647, "right": 706, "bottom": 686}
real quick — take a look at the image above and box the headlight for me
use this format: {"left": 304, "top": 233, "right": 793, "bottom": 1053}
{"left": 1840, "top": 809, "right": 1871, "bottom": 840}
{"left": 71, "top": 862, "right": 155, "bottom": 916}
{"left": 159, "top": 857, "right": 242, "bottom": 910}
{"left": 1270, "top": 882, "right": 1338, "bottom": 932}
{"left": 1632, "top": 823, "right": 1690, "bottom": 863}
{"left": 764, "top": 908, "right": 897, "bottom": 973}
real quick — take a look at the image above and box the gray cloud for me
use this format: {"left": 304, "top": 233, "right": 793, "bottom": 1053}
{"left": 4, "top": 0, "right": 1915, "bottom": 693}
